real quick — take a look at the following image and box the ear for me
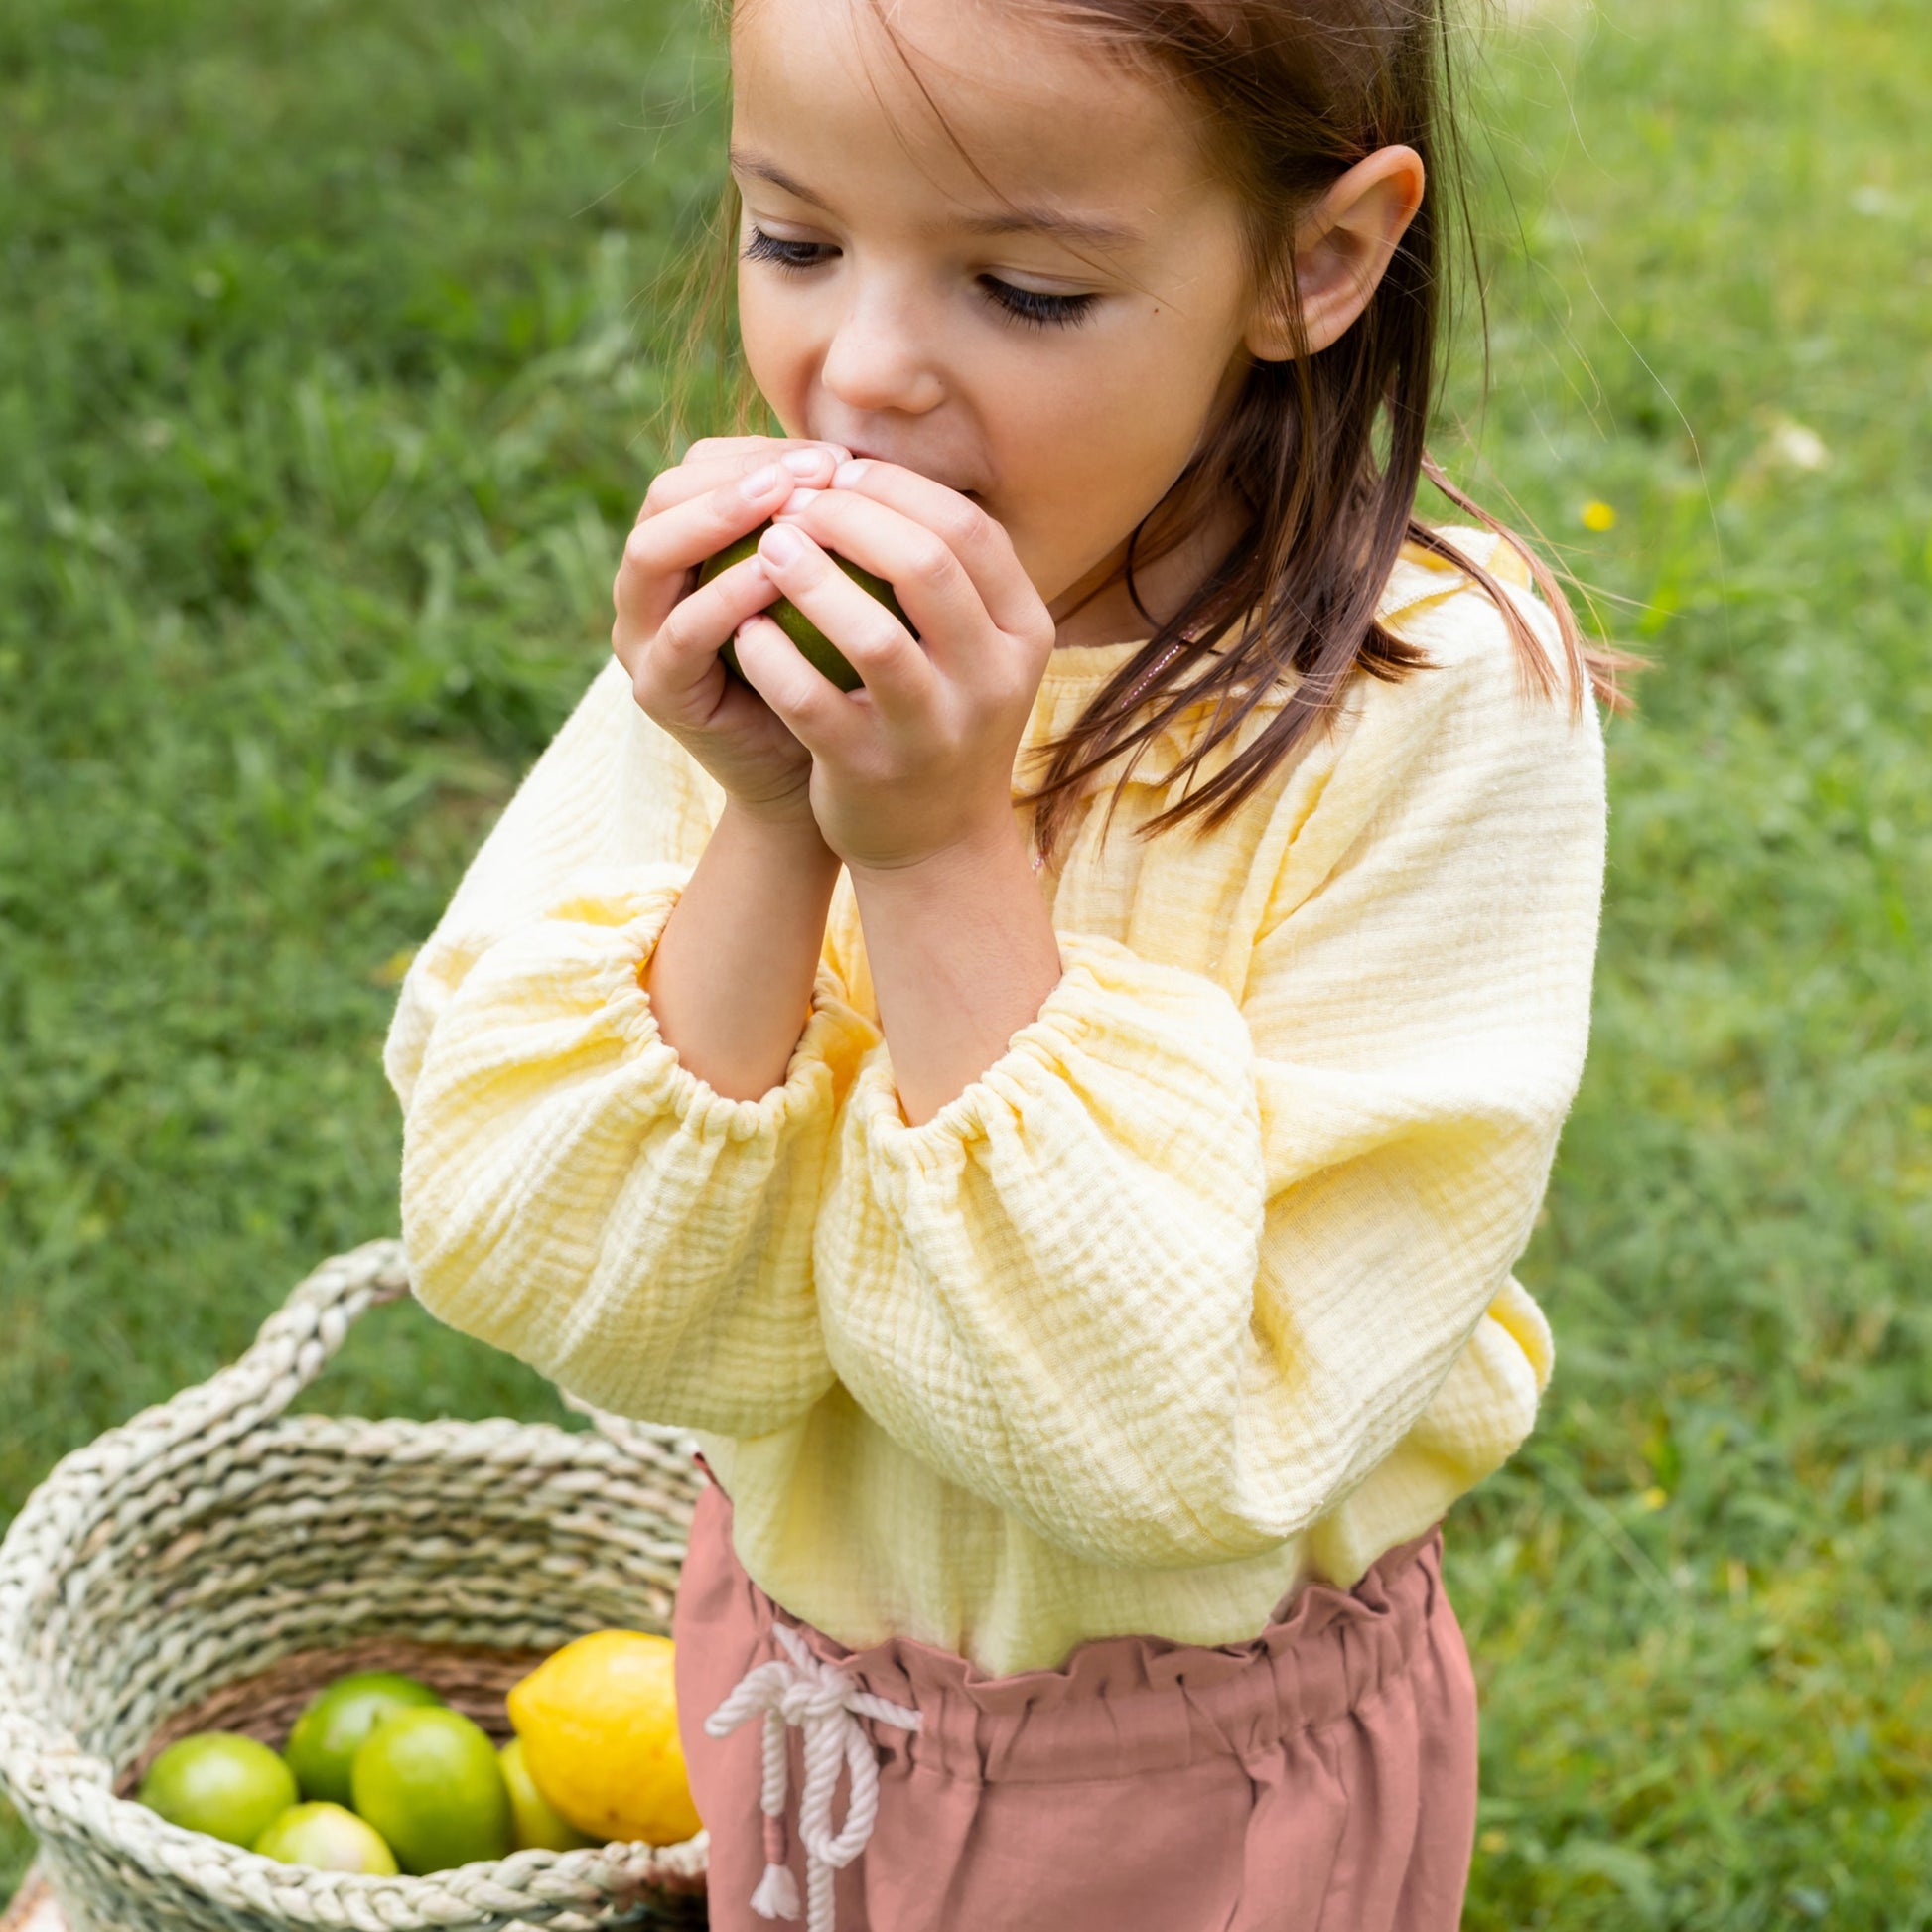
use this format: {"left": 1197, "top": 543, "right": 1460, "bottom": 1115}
{"left": 1246, "top": 145, "right": 1428, "bottom": 360}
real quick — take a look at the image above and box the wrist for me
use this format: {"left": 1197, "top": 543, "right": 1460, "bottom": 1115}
{"left": 844, "top": 812, "right": 1025, "bottom": 897}
{"left": 844, "top": 811, "right": 1061, "bottom": 1128}
{"left": 720, "top": 796, "right": 841, "bottom": 872}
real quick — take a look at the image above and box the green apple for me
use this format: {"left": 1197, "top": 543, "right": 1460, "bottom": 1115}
{"left": 697, "top": 523, "right": 913, "bottom": 692}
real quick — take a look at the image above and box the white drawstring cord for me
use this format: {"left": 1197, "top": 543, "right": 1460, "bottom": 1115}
{"left": 703, "top": 1621, "right": 923, "bottom": 1931}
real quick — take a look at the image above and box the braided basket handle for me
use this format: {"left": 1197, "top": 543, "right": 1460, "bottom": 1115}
{"left": 135, "top": 1236, "right": 416, "bottom": 1457}
{"left": 0, "top": 1241, "right": 412, "bottom": 1802}
{"left": 70, "top": 1239, "right": 695, "bottom": 1475}
{"left": 232, "top": 1241, "right": 699, "bottom": 1459}
{"left": 223, "top": 1241, "right": 697, "bottom": 1457}
{"left": 0, "top": 1242, "right": 409, "bottom": 1623}
{"left": 0, "top": 1239, "right": 695, "bottom": 1622}
{"left": 41, "top": 1237, "right": 410, "bottom": 1505}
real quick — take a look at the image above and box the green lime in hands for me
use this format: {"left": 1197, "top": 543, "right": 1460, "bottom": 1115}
{"left": 698, "top": 524, "right": 913, "bottom": 692}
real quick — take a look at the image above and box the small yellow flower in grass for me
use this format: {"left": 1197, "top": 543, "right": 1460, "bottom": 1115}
{"left": 1640, "top": 1486, "right": 1668, "bottom": 1510}
{"left": 1580, "top": 498, "right": 1617, "bottom": 532}
{"left": 1478, "top": 1829, "right": 1508, "bottom": 1855}
{"left": 370, "top": 948, "right": 418, "bottom": 988}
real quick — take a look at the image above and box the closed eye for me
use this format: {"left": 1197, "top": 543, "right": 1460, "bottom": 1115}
{"left": 740, "top": 226, "right": 1099, "bottom": 334}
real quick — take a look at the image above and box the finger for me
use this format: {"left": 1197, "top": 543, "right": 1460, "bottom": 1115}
{"left": 769, "top": 487, "right": 999, "bottom": 689}
{"left": 812, "top": 459, "right": 1041, "bottom": 639}
{"left": 681, "top": 434, "right": 854, "bottom": 468}
{"left": 730, "top": 612, "right": 866, "bottom": 763}
{"left": 750, "top": 519, "right": 942, "bottom": 721}
{"left": 631, "top": 439, "right": 847, "bottom": 530}
{"left": 614, "top": 450, "right": 840, "bottom": 651}
{"left": 623, "top": 553, "right": 782, "bottom": 698}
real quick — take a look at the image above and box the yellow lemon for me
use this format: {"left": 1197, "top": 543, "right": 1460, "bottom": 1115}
{"left": 506, "top": 1631, "right": 701, "bottom": 1847}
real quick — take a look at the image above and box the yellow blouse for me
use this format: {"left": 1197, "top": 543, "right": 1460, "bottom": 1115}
{"left": 385, "top": 527, "right": 1606, "bottom": 1675}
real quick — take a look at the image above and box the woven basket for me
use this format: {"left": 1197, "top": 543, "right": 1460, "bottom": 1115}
{"left": 0, "top": 1239, "right": 713, "bottom": 1931}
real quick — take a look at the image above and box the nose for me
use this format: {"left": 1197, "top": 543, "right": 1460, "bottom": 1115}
{"left": 818, "top": 271, "right": 947, "bottom": 417}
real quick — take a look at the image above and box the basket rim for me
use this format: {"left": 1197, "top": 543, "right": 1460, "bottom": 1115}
{"left": 1, "top": 1671, "right": 710, "bottom": 1915}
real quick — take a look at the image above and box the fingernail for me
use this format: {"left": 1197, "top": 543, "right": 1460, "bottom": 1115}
{"left": 759, "top": 523, "right": 806, "bottom": 566}
{"left": 781, "top": 448, "right": 826, "bottom": 477}
{"left": 832, "top": 459, "right": 870, "bottom": 488}
{"left": 741, "top": 463, "right": 785, "bottom": 500}
{"left": 775, "top": 486, "right": 823, "bottom": 515}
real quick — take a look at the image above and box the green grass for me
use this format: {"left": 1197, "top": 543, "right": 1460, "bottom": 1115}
{"left": 2, "top": 0, "right": 1926, "bottom": 1923}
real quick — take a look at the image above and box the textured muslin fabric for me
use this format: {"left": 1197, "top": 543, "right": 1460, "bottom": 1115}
{"left": 385, "top": 525, "right": 1607, "bottom": 1675}
{"left": 675, "top": 1474, "right": 1479, "bottom": 1932}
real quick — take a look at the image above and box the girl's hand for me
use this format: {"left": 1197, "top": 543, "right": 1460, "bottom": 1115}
{"left": 737, "top": 462, "right": 1056, "bottom": 873}
{"left": 614, "top": 435, "right": 851, "bottom": 833}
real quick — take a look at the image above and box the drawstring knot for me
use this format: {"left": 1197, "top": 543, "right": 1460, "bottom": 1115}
{"left": 703, "top": 1621, "right": 922, "bottom": 1931}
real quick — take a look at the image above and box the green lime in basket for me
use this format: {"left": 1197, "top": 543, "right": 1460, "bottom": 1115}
{"left": 254, "top": 1801, "right": 399, "bottom": 1874}
{"left": 138, "top": 1732, "right": 300, "bottom": 1849}
{"left": 500, "top": 1735, "right": 596, "bottom": 1853}
{"left": 351, "top": 1706, "right": 512, "bottom": 1875}
{"left": 697, "top": 524, "right": 913, "bottom": 692}
{"left": 285, "top": 1670, "right": 444, "bottom": 1808}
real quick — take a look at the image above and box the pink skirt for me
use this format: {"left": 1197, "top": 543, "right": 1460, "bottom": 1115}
{"left": 672, "top": 1470, "right": 1479, "bottom": 1932}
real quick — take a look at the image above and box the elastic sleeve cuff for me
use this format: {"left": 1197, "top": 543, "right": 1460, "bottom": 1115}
{"left": 551, "top": 862, "right": 875, "bottom": 1145}
{"left": 403, "top": 858, "right": 874, "bottom": 1160}
{"left": 844, "top": 928, "right": 1252, "bottom": 1177}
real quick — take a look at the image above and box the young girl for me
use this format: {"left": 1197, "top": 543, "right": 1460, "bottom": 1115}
{"left": 385, "top": 0, "right": 1621, "bottom": 1925}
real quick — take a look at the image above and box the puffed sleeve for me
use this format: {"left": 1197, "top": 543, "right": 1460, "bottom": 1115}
{"left": 811, "top": 580, "right": 1605, "bottom": 1569}
{"left": 384, "top": 660, "right": 879, "bottom": 1435}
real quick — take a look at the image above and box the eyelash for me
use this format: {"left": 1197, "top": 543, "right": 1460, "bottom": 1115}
{"left": 740, "top": 225, "right": 1099, "bottom": 333}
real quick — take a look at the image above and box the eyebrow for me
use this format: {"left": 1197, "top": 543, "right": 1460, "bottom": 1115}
{"left": 729, "top": 147, "right": 1146, "bottom": 254}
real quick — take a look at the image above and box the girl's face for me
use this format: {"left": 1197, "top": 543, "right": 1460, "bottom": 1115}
{"left": 728, "top": 0, "right": 1269, "bottom": 647}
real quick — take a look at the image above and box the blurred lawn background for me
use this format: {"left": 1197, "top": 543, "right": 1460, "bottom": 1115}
{"left": 2, "top": 0, "right": 1927, "bottom": 1923}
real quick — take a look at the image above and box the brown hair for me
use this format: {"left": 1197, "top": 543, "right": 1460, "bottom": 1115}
{"left": 658, "top": 0, "right": 1635, "bottom": 867}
